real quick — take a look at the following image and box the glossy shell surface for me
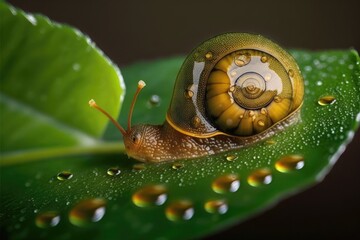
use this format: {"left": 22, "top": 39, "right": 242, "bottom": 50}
{"left": 167, "top": 33, "right": 304, "bottom": 138}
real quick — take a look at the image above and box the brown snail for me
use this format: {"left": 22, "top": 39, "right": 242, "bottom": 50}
{"left": 89, "top": 33, "right": 304, "bottom": 163}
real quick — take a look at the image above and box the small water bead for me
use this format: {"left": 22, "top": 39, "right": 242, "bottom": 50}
{"left": 288, "top": 69, "right": 294, "bottom": 78}
{"left": 264, "top": 73, "right": 271, "bottom": 81}
{"left": 275, "top": 155, "right": 304, "bottom": 173}
{"left": 225, "top": 155, "right": 237, "bottom": 162}
{"left": 35, "top": 211, "right": 60, "bottom": 228}
{"left": 260, "top": 108, "right": 267, "bottom": 115}
{"left": 132, "top": 185, "right": 168, "bottom": 207}
{"left": 316, "top": 81, "right": 323, "bottom": 86}
{"left": 257, "top": 120, "right": 265, "bottom": 127}
{"left": 235, "top": 53, "right": 251, "bottom": 67}
{"left": 318, "top": 95, "right": 336, "bottom": 106}
{"left": 247, "top": 168, "right": 272, "bottom": 187}
{"left": 212, "top": 174, "right": 240, "bottom": 194}
{"left": 57, "top": 171, "right": 73, "bottom": 181}
{"left": 205, "top": 52, "right": 213, "bottom": 60}
{"left": 171, "top": 163, "right": 184, "bottom": 170}
{"left": 148, "top": 95, "right": 161, "bottom": 107}
{"left": 304, "top": 66, "right": 312, "bottom": 72}
{"left": 274, "top": 96, "right": 281, "bottom": 103}
{"left": 191, "top": 116, "right": 201, "bottom": 128}
{"left": 265, "top": 140, "right": 276, "bottom": 145}
{"left": 69, "top": 198, "right": 106, "bottom": 227}
{"left": 230, "top": 71, "right": 237, "bottom": 77}
{"left": 107, "top": 167, "right": 121, "bottom": 176}
{"left": 184, "top": 89, "right": 194, "bottom": 99}
{"left": 260, "top": 56, "right": 268, "bottom": 63}
{"left": 204, "top": 200, "right": 228, "bottom": 214}
{"left": 132, "top": 163, "right": 146, "bottom": 171}
{"left": 165, "top": 200, "right": 194, "bottom": 221}
{"left": 25, "top": 13, "right": 37, "bottom": 25}
{"left": 72, "top": 63, "right": 81, "bottom": 71}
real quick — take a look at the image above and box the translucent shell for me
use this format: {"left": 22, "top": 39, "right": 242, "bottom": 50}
{"left": 166, "top": 33, "right": 304, "bottom": 138}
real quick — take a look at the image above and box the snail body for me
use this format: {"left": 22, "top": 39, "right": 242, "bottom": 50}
{"left": 90, "top": 33, "right": 304, "bottom": 163}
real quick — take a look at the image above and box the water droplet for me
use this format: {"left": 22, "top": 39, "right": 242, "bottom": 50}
{"left": 72, "top": 63, "right": 81, "bottom": 71}
{"left": 132, "top": 185, "right": 168, "bottom": 207}
{"left": 264, "top": 72, "right": 271, "bottom": 81}
{"left": 204, "top": 199, "right": 228, "bottom": 214}
{"left": 274, "top": 96, "right": 281, "bottom": 103}
{"left": 148, "top": 95, "right": 161, "bottom": 107}
{"left": 205, "top": 52, "right": 213, "bottom": 60}
{"left": 225, "top": 155, "right": 237, "bottom": 161}
{"left": 132, "top": 163, "right": 146, "bottom": 171}
{"left": 171, "top": 163, "right": 184, "bottom": 170}
{"left": 275, "top": 155, "right": 304, "bottom": 173}
{"left": 25, "top": 13, "right": 37, "bottom": 25}
{"left": 304, "top": 66, "right": 312, "bottom": 72}
{"left": 261, "top": 108, "right": 267, "bottom": 115}
{"left": 69, "top": 198, "right": 106, "bottom": 227}
{"left": 35, "top": 211, "right": 60, "bottom": 228}
{"left": 288, "top": 69, "right": 294, "bottom": 77}
{"left": 57, "top": 171, "right": 73, "bottom": 181}
{"left": 191, "top": 116, "right": 201, "bottom": 128}
{"left": 257, "top": 120, "right": 265, "bottom": 127}
{"left": 247, "top": 168, "right": 272, "bottom": 187}
{"left": 235, "top": 53, "right": 251, "bottom": 67}
{"left": 165, "top": 200, "right": 194, "bottom": 221}
{"left": 318, "top": 95, "right": 336, "bottom": 106}
{"left": 107, "top": 167, "right": 121, "bottom": 176}
{"left": 185, "top": 89, "right": 194, "bottom": 98}
{"left": 265, "top": 139, "right": 276, "bottom": 145}
{"left": 212, "top": 174, "right": 240, "bottom": 194}
{"left": 261, "top": 56, "right": 268, "bottom": 63}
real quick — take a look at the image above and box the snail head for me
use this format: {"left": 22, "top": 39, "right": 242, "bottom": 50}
{"left": 89, "top": 80, "right": 156, "bottom": 161}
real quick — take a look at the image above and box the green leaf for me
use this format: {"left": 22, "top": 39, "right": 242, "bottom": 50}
{"left": 1, "top": 3, "right": 360, "bottom": 240}
{"left": 0, "top": 2, "right": 124, "bottom": 156}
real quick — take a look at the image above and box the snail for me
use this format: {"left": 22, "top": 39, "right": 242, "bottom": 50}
{"left": 89, "top": 33, "right": 304, "bottom": 163}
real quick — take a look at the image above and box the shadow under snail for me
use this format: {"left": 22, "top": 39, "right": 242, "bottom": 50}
{"left": 89, "top": 33, "right": 304, "bottom": 163}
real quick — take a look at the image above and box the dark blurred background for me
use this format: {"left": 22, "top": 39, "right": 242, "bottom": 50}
{"left": 7, "top": 0, "right": 360, "bottom": 239}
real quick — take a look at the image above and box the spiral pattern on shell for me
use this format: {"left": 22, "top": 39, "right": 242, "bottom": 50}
{"left": 167, "top": 33, "right": 304, "bottom": 138}
{"left": 206, "top": 49, "right": 300, "bottom": 136}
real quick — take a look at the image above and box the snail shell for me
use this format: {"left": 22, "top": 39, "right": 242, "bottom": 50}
{"left": 166, "top": 33, "right": 304, "bottom": 138}
{"left": 90, "top": 33, "right": 304, "bottom": 162}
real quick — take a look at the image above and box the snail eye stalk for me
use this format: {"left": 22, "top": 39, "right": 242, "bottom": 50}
{"left": 127, "top": 80, "right": 146, "bottom": 131}
{"left": 89, "top": 80, "right": 146, "bottom": 136}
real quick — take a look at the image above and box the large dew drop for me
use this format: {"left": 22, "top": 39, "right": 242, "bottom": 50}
{"left": 275, "top": 155, "right": 305, "bottom": 173}
{"left": 212, "top": 174, "right": 240, "bottom": 194}
{"left": 165, "top": 200, "right": 194, "bottom": 221}
{"left": 247, "top": 168, "right": 272, "bottom": 187}
{"left": 132, "top": 185, "right": 168, "bottom": 207}
{"left": 318, "top": 95, "right": 336, "bottom": 106}
{"left": 69, "top": 198, "right": 106, "bottom": 227}
{"left": 204, "top": 199, "right": 228, "bottom": 214}
{"left": 35, "top": 211, "right": 60, "bottom": 228}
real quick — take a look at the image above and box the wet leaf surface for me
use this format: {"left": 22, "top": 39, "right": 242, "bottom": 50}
{"left": 1, "top": 3, "right": 360, "bottom": 240}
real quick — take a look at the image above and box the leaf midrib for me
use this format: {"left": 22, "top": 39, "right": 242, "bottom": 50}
{"left": 0, "top": 92, "right": 97, "bottom": 147}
